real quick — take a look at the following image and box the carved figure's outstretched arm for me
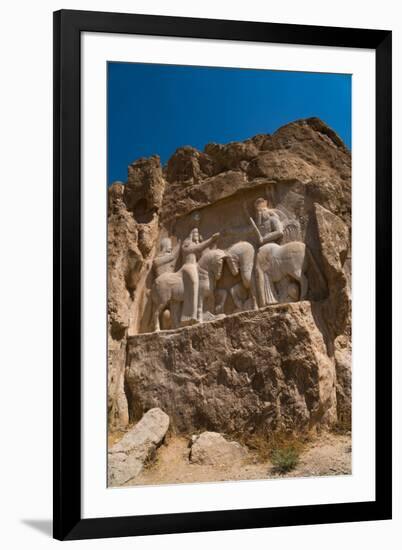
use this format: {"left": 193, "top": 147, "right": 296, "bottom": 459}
{"left": 182, "top": 233, "right": 220, "bottom": 256}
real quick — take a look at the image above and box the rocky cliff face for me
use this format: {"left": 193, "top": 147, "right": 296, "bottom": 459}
{"left": 125, "top": 302, "right": 337, "bottom": 436}
{"left": 108, "top": 117, "right": 351, "bottom": 436}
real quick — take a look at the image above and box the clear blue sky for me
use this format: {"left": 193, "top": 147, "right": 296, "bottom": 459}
{"left": 108, "top": 62, "right": 351, "bottom": 185}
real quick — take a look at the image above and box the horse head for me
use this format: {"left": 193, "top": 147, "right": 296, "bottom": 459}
{"left": 225, "top": 253, "right": 239, "bottom": 276}
{"left": 198, "top": 249, "right": 227, "bottom": 281}
{"left": 226, "top": 241, "right": 255, "bottom": 287}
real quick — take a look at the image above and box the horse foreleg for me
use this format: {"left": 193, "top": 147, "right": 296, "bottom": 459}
{"left": 250, "top": 273, "right": 259, "bottom": 310}
{"left": 230, "top": 283, "right": 247, "bottom": 311}
{"left": 215, "top": 289, "right": 228, "bottom": 315}
{"left": 197, "top": 292, "right": 204, "bottom": 323}
{"left": 153, "top": 304, "right": 163, "bottom": 332}
{"left": 255, "top": 260, "right": 267, "bottom": 308}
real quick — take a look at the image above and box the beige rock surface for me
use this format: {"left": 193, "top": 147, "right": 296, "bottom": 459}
{"left": 108, "top": 408, "right": 169, "bottom": 487}
{"left": 125, "top": 302, "right": 337, "bottom": 436}
{"left": 190, "top": 432, "right": 248, "bottom": 466}
{"left": 312, "top": 202, "right": 350, "bottom": 337}
{"left": 334, "top": 334, "right": 352, "bottom": 428}
{"left": 108, "top": 158, "right": 166, "bottom": 430}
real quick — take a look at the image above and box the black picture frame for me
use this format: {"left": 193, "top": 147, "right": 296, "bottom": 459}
{"left": 53, "top": 9, "right": 392, "bottom": 541}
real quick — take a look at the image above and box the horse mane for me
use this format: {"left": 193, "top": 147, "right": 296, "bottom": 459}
{"left": 198, "top": 248, "right": 226, "bottom": 270}
{"left": 227, "top": 241, "right": 254, "bottom": 268}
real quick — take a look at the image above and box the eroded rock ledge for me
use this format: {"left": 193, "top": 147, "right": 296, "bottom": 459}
{"left": 125, "top": 301, "right": 337, "bottom": 437}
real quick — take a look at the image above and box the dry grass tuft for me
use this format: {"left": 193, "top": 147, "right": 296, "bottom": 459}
{"left": 270, "top": 446, "right": 300, "bottom": 473}
{"left": 236, "top": 430, "right": 312, "bottom": 464}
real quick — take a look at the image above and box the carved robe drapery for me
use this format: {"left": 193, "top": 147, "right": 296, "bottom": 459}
{"left": 180, "top": 229, "right": 219, "bottom": 325}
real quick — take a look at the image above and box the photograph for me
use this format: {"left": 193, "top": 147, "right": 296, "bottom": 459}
{"left": 0, "top": 1, "right": 396, "bottom": 546}
{"left": 106, "top": 62, "right": 352, "bottom": 488}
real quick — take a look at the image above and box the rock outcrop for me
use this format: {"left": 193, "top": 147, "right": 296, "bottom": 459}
{"left": 107, "top": 117, "right": 352, "bottom": 437}
{"left": 108, "top": 159, "right": 166, "bottom": 430}
{"left": 125, "top": 302, "right": 337, "bottom": 436}
{"left": 108, "top": 408, "right": 169, "bottom": 486}
{"left": 161, "top": 117, "right": 351, "bottom": 226}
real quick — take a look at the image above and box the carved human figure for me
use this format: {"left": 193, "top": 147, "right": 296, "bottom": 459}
{"left": 153, "top": 237, "right": 180, "bottom": 277}
{"left": 243, "top": 198, "right": 284, "bottom": 305}
{"left": 224, "top": 196, "right": 284, "bottom": 244}
{"left": 250, "top": 197, "right": 284, "bottom": 246}
{"left": 180, "top": 227, "right": 220, "bottom": 326}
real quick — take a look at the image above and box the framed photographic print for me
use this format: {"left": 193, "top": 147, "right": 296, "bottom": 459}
{"left": 53, "top": 9, "right": 392, "bottom": 541}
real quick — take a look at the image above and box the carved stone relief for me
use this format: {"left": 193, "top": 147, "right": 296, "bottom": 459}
{"left": 145, "top": 183, "right": 326, "bottom": 333}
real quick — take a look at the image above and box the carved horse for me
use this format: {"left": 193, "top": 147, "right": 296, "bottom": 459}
{"left": 223, "top": 241, "right": 258, "bottom": 311}
{"left": 151, "top": 249, "right": 227, "bottom": 331}
{"left": 255, "top": 241, "right": 310, "bottom": 307}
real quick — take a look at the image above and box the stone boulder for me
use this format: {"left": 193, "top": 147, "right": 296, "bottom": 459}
{"left": 108, "top": 408, "right": 169, "bottom": 486}
{"left": 125, "top": 302, "right": 337, "bottom": 437}
{"left": 190, "top": 432, "right": 248, "bottom": 466}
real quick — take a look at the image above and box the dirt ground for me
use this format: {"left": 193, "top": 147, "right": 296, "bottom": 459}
{"left": 124, "top": 431, "right": 352, "bottom": 487}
